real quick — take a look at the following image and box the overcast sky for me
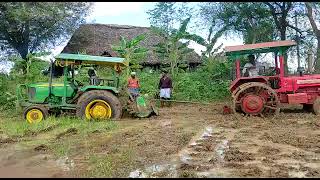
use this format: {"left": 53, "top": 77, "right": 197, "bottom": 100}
{"left": 52, "top": 2, "right": 243, "bottom": 56}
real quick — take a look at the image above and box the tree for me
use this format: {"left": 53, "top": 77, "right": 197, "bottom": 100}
{"left": 112, "top": 34, "right": 149, "bottom": 76}
{"left": 263, "top": 2, "right": 301, "bottom": 40}
{"left": 0, "top": 2, "right": 92, "bottom": 73}
{"left": 305, "top": 2, "right": 320, "bottom": 72}
{"left": 199, "top": 2, "right": 276, "bottom": 45}
{"left": 146, "top": 2, "right": 194, "bottom": 33}
{"left": 146, "top": 2, "right": 176, "bottom": 33}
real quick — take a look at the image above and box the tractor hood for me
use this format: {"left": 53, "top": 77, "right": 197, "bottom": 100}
{"left": 27, "top": 83, "right": 75, "bottom": 103}
{"left": 28, "top": 83, "right": 65, "bottom": 87}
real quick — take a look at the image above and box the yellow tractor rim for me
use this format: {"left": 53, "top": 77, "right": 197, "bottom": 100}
{"left": 85, "top": 100, "right": 112, "bottom": 120}
{"left": 26, "top": 109, "right": 44, "bottom": 124}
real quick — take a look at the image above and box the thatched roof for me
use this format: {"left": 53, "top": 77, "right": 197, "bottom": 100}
{"left": 62, "top": 24, "right": 202, "bottom": 65}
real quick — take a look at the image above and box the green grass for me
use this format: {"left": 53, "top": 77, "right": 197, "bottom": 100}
{"left": 86, "top": 148, "right": 136, "bottom": 178}
{"left": 0, "top": 114, "right": 118, "bottom": 138}
{"left": 0, "top": 111, "right": 119, "bottom": 159}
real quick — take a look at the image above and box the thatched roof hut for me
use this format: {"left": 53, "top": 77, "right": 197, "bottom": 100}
{"left": 62, "top": 24, "right": 202, "bottom": 67}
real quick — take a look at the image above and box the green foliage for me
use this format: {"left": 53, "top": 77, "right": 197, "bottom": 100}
{"left": 147, "top": 2, "right": 194, "bottom": 33}
{"left": 0, "top": 114, "right": 117, "bottom": 137}
{"left": 0, "top": 2, "right": 92, "bottom": 72}
{"left": 112, "top": 34, "right": 148, "bottom": 76}
{"left": 172, "top": 58, "right": 232, "bottom": 102}
{"left": 199, "top": 2, "right": 276, "bottom": 44}
{"left": 0, "top": 73, "right": 15, "bottom": 109}
{"left": 10, "top": 52, "right": 50, "bottom": 81}
{"left": 147, "top": 2, "right": 176, "bottom": 33}
{"left": 87, "top": 148, "right": 135, "bottom": 177}
{"left": 0, "top": 53, "right": 50, "bottom": 110}
{"left": 127, "top": 57, "right": 232, "bottom": 103}
{"left": 153, "top": 18, "right": 202, "bottom": 78}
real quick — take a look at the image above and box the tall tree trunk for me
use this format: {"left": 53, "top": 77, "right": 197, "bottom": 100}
{"left": 305, "top": 2, "right": 320, "bottom": 73}
{"left": 280, "top": 28, "right": 286, "bottom": 41}
{"left": 16, "top": 43, "right": 29, "bottom": 74}
{"left": 315, "top": 40, "right": 320, "bottom": 73}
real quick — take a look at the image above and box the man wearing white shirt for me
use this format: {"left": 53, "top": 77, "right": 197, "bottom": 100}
{"left": 242, "top": 54, "right": 259, "bottom": 77}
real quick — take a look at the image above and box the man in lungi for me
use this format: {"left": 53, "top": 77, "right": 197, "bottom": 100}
{"left": 158, "top": 70, "right": 172, "bottom": 107}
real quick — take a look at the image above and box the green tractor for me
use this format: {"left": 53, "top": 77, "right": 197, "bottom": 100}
{"left": 16, "top": 53, "right": 158, "bottom": 123}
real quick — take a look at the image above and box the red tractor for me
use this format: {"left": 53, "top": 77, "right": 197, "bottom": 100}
{"left": 225, "top": 40, "right": 320, "bottom": 117}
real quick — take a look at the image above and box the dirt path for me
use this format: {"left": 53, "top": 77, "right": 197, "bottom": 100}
{"left": 0, "top": 128, "right": 72, "bottom": 177}
{"left": 0, "top": 103, "right": 319, "bottom": 178}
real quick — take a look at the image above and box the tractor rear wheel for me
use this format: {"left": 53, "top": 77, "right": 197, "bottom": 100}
{"left": 232, "top": 82, "right": 280, "bottom": 117}
{"left": 76, "top": 90, "right": 122, "bottom": 120}
{"left": 24, "top": 105, "right": 49, "bottom": 124}
{"left": 312, "top": 98, "right": 320, "bottom": 115}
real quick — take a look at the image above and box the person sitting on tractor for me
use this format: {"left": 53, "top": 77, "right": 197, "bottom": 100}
{"left": 242, "top": 54, "right": 259, "bottom": 77}
{"left": 127, "top": 72, "right": 140, "bottom": 100}
{"left": 88, "top": 68, "right": 100, "bottom": 85}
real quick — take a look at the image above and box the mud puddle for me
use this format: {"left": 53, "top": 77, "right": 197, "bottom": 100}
{"left": 129, "top": 126, "right": 232, "bottom": 178}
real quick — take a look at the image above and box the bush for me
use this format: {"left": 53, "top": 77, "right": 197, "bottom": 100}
{"left": 127, "top": 57, "right": 232, "bottom": 102}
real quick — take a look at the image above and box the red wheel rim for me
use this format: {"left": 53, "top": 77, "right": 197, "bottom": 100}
{"left": 241, "top": 94, "right": 265, "bottom": 114}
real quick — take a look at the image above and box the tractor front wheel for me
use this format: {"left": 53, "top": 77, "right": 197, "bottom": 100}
{"left": 24, "top": 105, "right": 49, "bottom": 124}
{"left": 76, "top": 90, "right": 122, "bottom": 120}
{"left": 232, "top": 82, "right": 280, "bottom": 117}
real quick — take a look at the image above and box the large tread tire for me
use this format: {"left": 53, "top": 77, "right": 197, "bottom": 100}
{"left": 23, "top": 105, "right": 49, "bottom": 122}
{"left": 232, "top": 82, "right": 280, "bottom": 117}
{"left": 312, "top": 98, "right": 320, "bottom": 115}
{"left": 76, "top": 90, "right": 122, "bottom": 120}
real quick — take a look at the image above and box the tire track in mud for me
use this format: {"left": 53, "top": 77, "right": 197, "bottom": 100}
{"left": 136, "top": 119, "right": 320, "bottom": 178}
{"left": 176, "top": 126, "right": 237, "bottom": 178}
{"left": 128, "top": 126, "right": 238, "bottom": 178}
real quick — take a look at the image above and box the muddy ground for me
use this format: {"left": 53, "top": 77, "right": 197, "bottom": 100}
{"left": 0, "top": 103, "right": 319, "bottom": 178}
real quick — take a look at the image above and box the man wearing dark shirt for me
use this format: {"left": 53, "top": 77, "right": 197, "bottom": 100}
{"left": 159, "top": 70, "right": 172, "bottom": 106}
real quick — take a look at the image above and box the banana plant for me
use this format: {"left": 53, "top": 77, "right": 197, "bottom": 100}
{"left": 112, "top": 34, "right": 149, "bottom": 77}
{"left": 153, "top": 17, "right": 206, "bottom": 77}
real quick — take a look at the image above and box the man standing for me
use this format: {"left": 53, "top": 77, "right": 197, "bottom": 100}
{"left": 242, "top": 54, "right": 259, "bottom": 77}
{"left": 128, "top": 72, "right": 140, "bottom": 100}
{"left": 158, "top": 70, "right": 172, "bottom": 107}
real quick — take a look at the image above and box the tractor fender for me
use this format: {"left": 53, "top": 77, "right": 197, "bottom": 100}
{"left": 230, "top": 77, "right": 269, "bottom": 94}
{"left": 80, "top": 86, "right": 119, "bottom": 95}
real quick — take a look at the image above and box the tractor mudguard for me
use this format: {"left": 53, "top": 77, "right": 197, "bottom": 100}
{"left": 80, "top": 86, "right": 119, "bottom": 94}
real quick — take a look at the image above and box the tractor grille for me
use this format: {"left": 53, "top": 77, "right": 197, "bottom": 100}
{"left": 28, "top": 87, "right": 36, "bottom": 100}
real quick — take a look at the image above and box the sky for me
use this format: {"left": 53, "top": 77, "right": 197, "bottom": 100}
{"left": 52, "top": 2, "right": 243, "bottom": 56}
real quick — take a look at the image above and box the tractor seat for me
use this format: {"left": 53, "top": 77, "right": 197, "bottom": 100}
{"left": 89, "top": 76, "right": 101, "bottom": 86}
